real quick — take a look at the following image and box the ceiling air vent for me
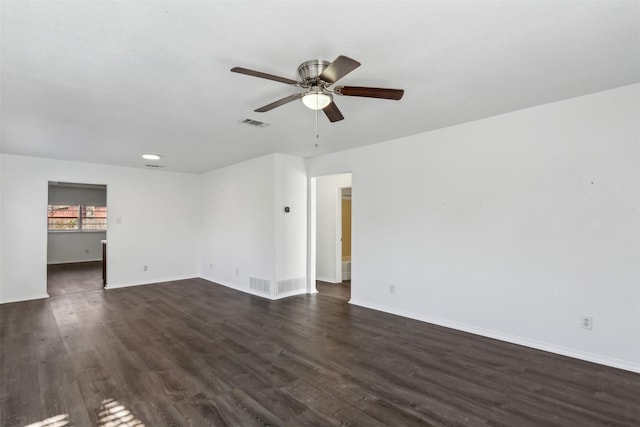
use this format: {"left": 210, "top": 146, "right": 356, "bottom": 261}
{"left": 145, "top": 164, "right": 164, "bottom": 168}
{"left": 241, "top": 118, "right": 270, "bottom": 128}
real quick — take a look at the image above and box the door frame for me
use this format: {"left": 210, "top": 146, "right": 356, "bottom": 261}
{"left": 306, "top": 174, "right": 352, "bottom": 293}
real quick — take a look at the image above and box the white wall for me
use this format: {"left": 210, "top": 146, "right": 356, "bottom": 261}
{"left": 47, "top": 231, "right": 106, "bottom": 264}
{"left": 306, "top": 83, "right": 640, "bottom": 372}
{"left": 199, "top": 153, "right": 307, "bottom": 299}
{"left": 0, "top": 158, "right": 4, "bottom": 293}
{"left": 0, "top": 155, "right": 200, "bottom": 303}
{"left": 48, "top": 184, "right": 107, "bottom": 205}
{"left": 315, "top": 173, "right": 352, "bottom": 283}
{"left": 199, "top": 154, "right": 276, "bottom": 294}
{"left": 274, "top": 154, "right": 307, "bottom": 290}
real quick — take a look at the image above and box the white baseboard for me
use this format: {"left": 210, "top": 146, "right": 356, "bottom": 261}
{"left": 200, "top": 275, "right": 273, "bottom": 299}
{"left": 47, "top": 259, "right": 102, "bottom": 265}
{"left": 200, "top": 276, "right": 307, "bottom": 300}
{"left": 316, "top": 276, "right": 340, "bottom": 283}
{"left": 349, "top": 299, "right": 640, "bottom": 374}
{"left": 273, "top": 288, "right": 307, "bottom": 300}
{"left": 0, "top": 293, "right": 50, "bottom": 304}
{"left": 104, "top": 275, "right": 194, "bottom": 290}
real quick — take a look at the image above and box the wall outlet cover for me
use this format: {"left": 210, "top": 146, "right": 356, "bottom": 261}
{"left": 580, "top": 315, "right": 593, "bottom": 330}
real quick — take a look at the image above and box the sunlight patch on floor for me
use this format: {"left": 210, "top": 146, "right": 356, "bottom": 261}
{"left": 24, "top": 413, "right": 69, "bottom": 427}
{"left": 98, "top": 399, "right": 144, "bottom": 427}
{"left": 24, "top": 399, "right": 145, "bottom": 427}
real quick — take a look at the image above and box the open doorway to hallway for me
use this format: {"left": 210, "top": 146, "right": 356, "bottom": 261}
{"left": 47, "top": 181, "right": 108, "bottom": 296}
{"left": 313, "top": 173, "right": 352, "bottom": 301}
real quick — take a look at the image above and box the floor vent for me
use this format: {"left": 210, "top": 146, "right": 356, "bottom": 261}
{"left": 277, "top": 277, "right": 306, "bottom": 295}
{"left": 250, "top": 276, "right": 271, "bottom": 294}
{"left": 241, "top": 118, "right": 270, "bottom": 128}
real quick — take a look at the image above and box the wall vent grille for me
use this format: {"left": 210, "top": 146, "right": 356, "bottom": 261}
{"left": 241, "top": 118, "right": 270, "bottom": 128}
{"left": 250, "top": 276, "right": 271, "bottom": 294}
{"left": 277, "top": 277, "right": 306, "bottom": 295}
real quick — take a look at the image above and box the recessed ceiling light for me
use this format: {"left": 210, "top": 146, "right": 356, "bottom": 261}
{"left": 142, "top": 153, "right": 161, "bottom": 160}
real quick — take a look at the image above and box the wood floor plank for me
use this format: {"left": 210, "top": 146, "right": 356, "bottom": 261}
{"left": 174, "top": 392, "right": 230, "bottom": 427}
{"left": 40, "top": 381, "right": 93, "bottom": 426}
{"left": 47, "top": 261, "right": 103, "bottom": 296}
{"left": 1, "top": 277, "right": 639, "bottom": 426}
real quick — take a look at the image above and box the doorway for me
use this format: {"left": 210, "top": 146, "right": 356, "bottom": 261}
{"left": 340, "top": 186, "right": 352, "bottom": 283}
{"left": 312, "top": 173, "right": 352, "bottom": 301}
{"left": 47, "top": 182, "right": 108, "bottom": 296}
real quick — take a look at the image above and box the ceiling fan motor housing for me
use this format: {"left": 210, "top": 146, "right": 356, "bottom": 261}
{"left": 298, "top": 60, "right": 330, "bottom": 85}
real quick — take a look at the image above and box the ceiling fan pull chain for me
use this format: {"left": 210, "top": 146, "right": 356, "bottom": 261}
{"left": 315, "top": 106, "right": 319, "bottom": 143}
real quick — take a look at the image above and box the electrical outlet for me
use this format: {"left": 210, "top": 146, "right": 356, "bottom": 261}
{"left": 85, "top": 249, "right": 89, "bottom": 254}
{"left": 144, "top": 265, "right": 148, "bottom": 272}
{"left": 209, "top": 263, "right": 213, "bottom": 269}
{"left": 235, "top": 268, "right": 239, "bottom": 276}
{"left": 580, "top": 315, "right": 593, "bottom": 330}
{"left": 389, "top": 284, "right": 396, "bottom": 294}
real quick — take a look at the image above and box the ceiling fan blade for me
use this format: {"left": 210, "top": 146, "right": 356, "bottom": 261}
{"left": 231, "top": 67, "right": 300, "bottom": 86}
{"left": 323, "top": 102, "right": 344, "bottom": 122}
{"left": 336, "top": 86, "right": 404, "bottom": 100}
{"left": 319, "top": 56, "right": 361, "bottom": 84}
{"left": 254, "top": 94, "right": 302, "bottom": 112}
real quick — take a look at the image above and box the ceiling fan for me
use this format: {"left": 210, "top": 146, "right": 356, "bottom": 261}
{"left": 231, "top": 55, "right": 404, "bottom": 123}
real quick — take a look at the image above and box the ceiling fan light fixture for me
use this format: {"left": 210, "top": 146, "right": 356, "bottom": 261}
{"left": 301, "top": 89, "right": 332, "bottom": 110}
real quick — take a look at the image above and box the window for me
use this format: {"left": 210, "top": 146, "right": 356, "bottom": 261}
{"left": 48, "top": 205, "right": 107, "bottom": 231}
{"left": 82, "top": 205, "right": 108, "bottom": 230}
{"left": 48, "top": 205, "right": 79, "bottom": 230}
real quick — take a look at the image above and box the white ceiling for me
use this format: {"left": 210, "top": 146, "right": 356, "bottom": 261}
{"left": 2, "top": 1, "right": 639, "bottom": 174}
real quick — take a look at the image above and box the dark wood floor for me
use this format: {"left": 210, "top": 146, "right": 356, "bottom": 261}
{"left": 316, "top": 280, "right": 351, "bottom": 301}
{"left": 47, "top": 261, "right": 103, "bottom": 296}
{"left": 1, "top": 278, "right": 638, "bottom": 426}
